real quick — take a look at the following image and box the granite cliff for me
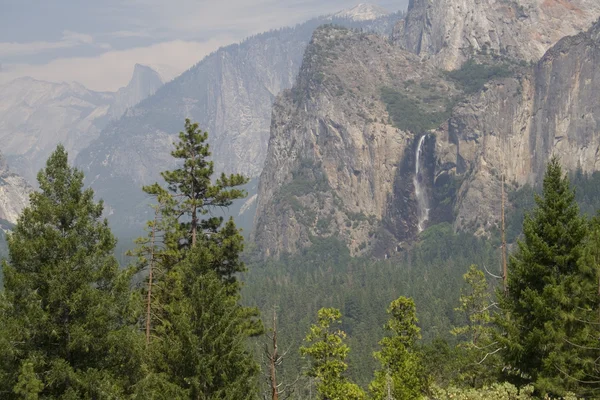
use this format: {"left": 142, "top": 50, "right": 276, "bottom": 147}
{"left": 254, "top": 2, "right": 600, "bottom": 258}
{"left": 74, "top": 9, "right": 405, "bottom": 234}
{"left": 394, "top": 0, "right": 600, "bottom": 70}
{"left": 0, "top": 65, "right": 163, "bottom": 184}
{"left": 0, "top": 153, "right": 31, "bottom": 226}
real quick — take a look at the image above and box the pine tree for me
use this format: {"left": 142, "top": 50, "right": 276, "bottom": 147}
{"left": 496, "top": 156, "right": 592, "bottom": 396}
{"left": 370, "top": 297, "right": 426, "bottom": 400}
{"left": 133, "top": 120, "right": 261, "bottom": 398}
{"left": 0, "top": 145, "right": 140, "bottom": 398}
{"left": 554, "top": 213, "right": 600, "bottom": 397}
{"left": 301, "top": 308, "right": 365, "bottom": 400}
{"left": 145, "top": 118, "right": 248, "bottom": 247}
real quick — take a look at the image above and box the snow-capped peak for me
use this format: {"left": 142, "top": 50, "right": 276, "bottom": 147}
{"left": 334, "top": 3, "right": 390, "bottom": 21}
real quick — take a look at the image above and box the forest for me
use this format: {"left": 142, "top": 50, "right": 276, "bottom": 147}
{"left": 1, "top": 119, "right": 600, "bottom": 399}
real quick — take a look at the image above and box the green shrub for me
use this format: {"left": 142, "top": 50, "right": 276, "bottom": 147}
{"left": 381, "top": 88, "right": 452, "bottom": 133}
{"left": 446, "top": 59, "right": 513, "bottom": 94}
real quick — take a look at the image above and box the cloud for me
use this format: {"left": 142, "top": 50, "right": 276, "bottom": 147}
{"left": 0, "top": 37, "right": 235, "bottom": 92}
{"left": 0, "top": 30, "right": 95, "bottom": 57}
{"left": 61, "top": 30, "right": 94, "bottom": 44}
{"left": 108, "top": 30, "right": 152, "bottom": 38}
{"left": 0, "top": 0, "right": 409, "bottom": 91}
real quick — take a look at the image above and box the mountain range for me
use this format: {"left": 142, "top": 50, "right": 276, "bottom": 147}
{"left": 0, "top": 64, "right": 164, "bottom": 185}
{"left": 3, "top": 1, "right": 600, "bottom": 261}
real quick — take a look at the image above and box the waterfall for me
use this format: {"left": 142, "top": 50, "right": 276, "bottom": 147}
{"left": 414, "top": 134, "right": 429, "bottom": 232}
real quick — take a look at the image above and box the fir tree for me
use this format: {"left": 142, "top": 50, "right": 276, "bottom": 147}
{"left": 301, "top": 308, "right": 365, "bottom": 400}
{"left": 135, "top": 247, "right": 260, "bottom": 399}
{"left": 370, "top": 297, "right": 426, "bottom": 400}
{"left": 0, "top": 145, "right": 140, "bottom": 398}
{"left": 496, "top": 156, "right": 592, "bottom": 396}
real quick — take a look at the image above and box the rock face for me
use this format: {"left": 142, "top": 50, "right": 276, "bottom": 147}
{"left": 0, "top": 78, "right": 114, "bottom": 183}
{"left": 334, "top": 3, "right": 391, "bottom": 21}
{"left": 74, "top": 12, "right": 405, "bottom": 233}
{"left": 107, "top": 64, "right": 164, "bottom": 120}
{"left": 394, "top": 0, "right": 600, "bottom": 70}
{"left": 0, "top": 65, "right": 163, "bottom": 184}
{"left": 0, "top": 152, "right": 32, "bottom": 225}
{"left": 448, "top": 19, "right": 600, "bottom": 233}
{"left": 254, "top": 8, "right": 600, "bottom": 258}
{"left": 254, "top": 26, "right": 458, "bottom": 257}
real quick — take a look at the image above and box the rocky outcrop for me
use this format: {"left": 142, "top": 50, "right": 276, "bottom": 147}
{"left": 254, "top": 26, "right": 459, "bottom": 258}
{"left": 447, "top": 19, "right": 600, "bottom": 233}
{"left": 0, "top": 153, "right": 32, "bottom": 225}
{"left": 333, "top": 3, "right": 390, "bottom": 21}
{"left": 254, "top": 14, "right": 600, "bottom": 258}
{"left": 394, "top": 0, "right": 600, "bottom": 70}
{"left": 0, "top": 78, "right": 114, "bottom": 183}
{"left": 107, "top": 64, "right": 164, "bottom": 120}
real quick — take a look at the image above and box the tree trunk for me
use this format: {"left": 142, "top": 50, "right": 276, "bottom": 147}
{"left": 146, "top": 207, "right": 159, "bottom": 347}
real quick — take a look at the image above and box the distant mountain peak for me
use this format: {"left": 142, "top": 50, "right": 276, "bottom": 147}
{"left": 334, "top": 3, "right": 390, "bottom": 21}
{"left": 106, "top": 64, "right": 163, "bottom": 120}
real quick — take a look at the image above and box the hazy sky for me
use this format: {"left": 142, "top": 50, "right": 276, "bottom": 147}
{"left": 0, "top": 0, "right": 408, "bottom": 91}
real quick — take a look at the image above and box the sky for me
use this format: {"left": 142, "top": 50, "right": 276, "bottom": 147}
{"left": 0, "top": 0, "right": 408, "bottom": 92}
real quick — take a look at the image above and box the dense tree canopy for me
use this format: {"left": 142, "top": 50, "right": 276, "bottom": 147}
{"left": 0, "top": 146, "right": 140, "bottom": 398}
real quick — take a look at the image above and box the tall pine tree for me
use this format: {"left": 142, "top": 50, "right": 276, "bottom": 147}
{"left": 133, "top": 119, "right": 261, "bottom": 398}
{"left": 451, "top": 265, "right": 500, "bottom": 388}
{"left": 496, "top": 156, "right": 593, "bottom": 396}
{"left": 301, "top": 308, "right": 365, "bottom": 400}
{"left": 0, "top": 145, "right": 140, "bottom": 398}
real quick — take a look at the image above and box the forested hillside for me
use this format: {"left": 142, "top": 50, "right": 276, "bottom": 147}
{"left": 1, "top": 119, "right": 600, "bottom": 398}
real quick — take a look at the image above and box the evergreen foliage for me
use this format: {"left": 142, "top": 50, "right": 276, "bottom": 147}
{"left": 496, "top": 156, "right": 597, "bottom": 397}
{"left": 135, "top": 251, "right": 260, "bottom": 399}
{"left": 445, "top": 59, "right": 513, "bottom": 94}
{"left": 131, "top": 119, "right": 261, "bottom": 398}
{"left": 4, "top": 124, "right": 600, "bottom": 399}
{"left": 300, "top": 308, "right": 365, "bottom": 400}
{"left": 144, "top": 118, "right": 248, "bottom": 247}
{"left": 381, "top": 88, "right": 453, "bottom": 134}
{"left": 370, "top": 297, "right": 426, "bottom": 400}
{"left": 451, "top": 265, "right": 499, "bottom": 387}
{"left": 0, "top": 145, "right": 140, "bottom": 398}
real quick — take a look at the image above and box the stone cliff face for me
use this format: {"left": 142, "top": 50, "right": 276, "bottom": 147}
{"left": 0, "top": 153, "right": 32, "bottom": 225}
{"left": 107, "top": 64, "right": 164, "bottom": 120}
{"left": 254, "top": 26, "right": 459, "bottom": 257}
{"left": 394, "top": 0, "right": 600, "bottom": 70}
{"left": 254, "top": 10, "right": 600, "bottom": 258}
{"left": 0, "top": 78, "right": 114, "bottom": 183}
{"left": 447, "top": 19, "right": 600, "bottom": 233}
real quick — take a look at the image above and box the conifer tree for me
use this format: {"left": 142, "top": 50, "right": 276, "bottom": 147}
{"left": 144, "top": 118, "right": 248, "bottom": 247}
{"left": 370, "top": 297, "right": 426, "bottom": 400}
{"left": 133, "top": 120, "right": 261, "bottom": 398}
{"left": 0, "top": 145, "right": 140, "bottom": 398}
{"left": 496, "top": 156, "right": 593, "bottom": 396}
{"left": 135, "top": 248, "right": 260, "bottom": 399}
{"left": 301, "top": 308, "right": 365, "bottom": 400}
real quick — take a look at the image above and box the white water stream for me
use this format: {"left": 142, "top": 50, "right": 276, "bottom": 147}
{"left": 414, "top": 135, "right": 430, "bottom": 232}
